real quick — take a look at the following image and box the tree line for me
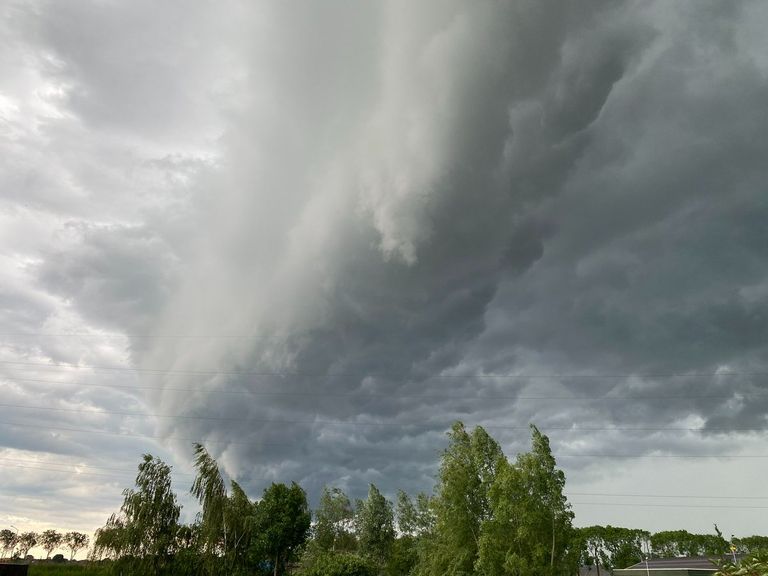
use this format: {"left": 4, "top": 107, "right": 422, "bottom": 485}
{"left": 9, "top": 422, "right": 768, "bottom": 575}
{"left": 0, "top": 529, "right": 89, "bottom": 561}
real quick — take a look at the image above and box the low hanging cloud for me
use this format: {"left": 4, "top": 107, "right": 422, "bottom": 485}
{"left": 2, "top": 0, "right": 768, "bottom": 536}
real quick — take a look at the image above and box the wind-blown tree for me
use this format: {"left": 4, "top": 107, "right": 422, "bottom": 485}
{"left": 355, "top": 484, "right": 395, "bottom": 566}
{"left": 93, "top": 514, "right": 126, "bottom": 560}
{"left": 190, "top": 443, "right": 262, "bottom": 575}
{"left": 223, "top": 480, "right": 258, "bottom": 571}
{"left": 0, "top": 529, "right": 18, "bottom": 559}
{"left": 415, "top": 422, "right": 504, "bottom": 576}
{"left": 733, "top": 536, "right": 768, "bottom": 554}
{"left": 396, "top": 490, "right": 434, "bottom": 538}
{"left": 40, "top": 529, "right": 63, "bottom": 560}
{"left": 476, "top": 425, "right": 574, "bottom": 576}
{"left": 122, "top": 455, "right": 180, "bottom": 560}
{"left": 94, "top": 454, "right": 180, "bottom": 573}
{"left": 190, "top": 443, "right": 227, "bottom": 556}
{"left": 313, "top": 486, "right": 356, "bottom": 554}
{"left": 63, "top": 531, "right": 89, "bottom": 561}
{"left": 389, "top": 491, "right": 435, "bottom": 576}
{"left": 16, "top": 532, "right": 37, "bottom": 558}
{"left": 600, "top": 526, "right": 648, "bottom": 571}
{"left": 253, "top": 482, "right": 311, "bottom": 576}
{"left": 574, "top": 526, "right": 609, "bottom": 575}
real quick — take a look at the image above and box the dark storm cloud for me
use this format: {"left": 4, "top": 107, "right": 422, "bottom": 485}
{"left": 3, "top": 0, "right": 768, "bottom": 535}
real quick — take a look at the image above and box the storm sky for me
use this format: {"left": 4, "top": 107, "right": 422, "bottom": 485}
{"left": 3, "top": 0, "right": 768, "bottom": 555}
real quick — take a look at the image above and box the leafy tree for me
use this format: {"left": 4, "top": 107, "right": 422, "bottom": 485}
{"left": 63, "top": 531, "right": 89, "bottom": 561}
{"left": 574, "top": 526, "right": 610, "bottom": 575}
{"left": 223, "top": 480, "right": 258, "bottom": 572}
{"left": 300, "top": 551, "right": 376, "bottom": 576}
{"left": 734, "top": 536, "right": 768, "bottom": 554}
{"left": 93, "top": 514, "right": 127, "bottom": 560}
{"left": 716, "top": 550, "right": 768, "bottom": 576}
{"left": 40, "top": 529, "right": 63, "bottom": 559}
{"left": 121, "top": 454, "right": 180, "bottom": 560}
{"left": 313, "top": 486, "right": 356, "bottom": 554}
{"left": 415, "top": 421, "right": 504, "bottom": 576}
{"left": 355, "top": 484, "right": 395, "bottom": 566}
{"left": 0, "top": 529, "right": 18, "bottom": 559}
{"left": 16, "top": 532, "right": 37, "bottom": 558}
{"left": 476, "top": 425, "right": 573, "bottom": 576}
{"left": 390, "top": 491, "right": 434, "bottom": 576}
{"left": 94, "top": 454, "right": 180, "bottom": 574}
{"left": 253, "top": 482, "right": 311, "bottom": 576}
{"left": 191, "top": 443, "right": 227, "bottom": 555}
{"left": 601, "top": 526, "right": 647, "bottom": 570}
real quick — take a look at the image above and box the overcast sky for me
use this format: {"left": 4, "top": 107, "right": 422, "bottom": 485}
{"left": 3, "top": 0, "right": 768, "bottom": 556}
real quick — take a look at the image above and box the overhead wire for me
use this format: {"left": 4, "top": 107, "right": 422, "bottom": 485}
{"left": 1, "top": 374, "right": 765, "bottom": 401}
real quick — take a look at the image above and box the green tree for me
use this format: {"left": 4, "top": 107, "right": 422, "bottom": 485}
{"left": 300, "top": 551, "right": 376, "bottom": 576}
{"left": 40, "top": 529, "right": 62, "bottom": 560}
{"left": 601, "top": 526, "right": 647, "bottom": 570}
{"left": 223, "top": 480, "right": 258, "bottom": 572}
{"left": 415, "top": 422, "right": 504, "bottom": 576}
{"left": 16, "top": 532, "right": 37, "bottom": 558}
{"left": 253, "top": 482, "right": 311, "bottom": 576}
{"left": 313, "top": 486, "right": 356, "bottom": 553}
{"left": 734, "top": 536, "right": 768, "bottom": 554}
{"left": 574, "top": 526, "right": 609, "bottom": 575}
{"left": 476, "top": 425, "right": 573, "bottom": 576}
{"left": 122, "top": 454, "right": 181, "bottom": 560}
{"left": 191, "top": 443, "right": 227, "bottom": 556}
{"left": 0, "top": 529, "right": 18, "bottom": 559}
{"left": 356, "top": 484, "right": 395, "bottom": 566}
{"left": 93, "top": 514, "right": 126, "bottom": 560}
{"left": 94, "top": 454, "right": 180, "bottom": 573}
{"left": 63, "top": 531, "right": 89, "bottom": 561}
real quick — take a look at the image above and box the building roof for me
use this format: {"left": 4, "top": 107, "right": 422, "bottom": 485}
{"left": 625, "top": 557, "right": 721, "bottom": 569}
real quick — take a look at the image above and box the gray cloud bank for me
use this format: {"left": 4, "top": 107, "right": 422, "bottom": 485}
{"left": 3, "top": 0, "right": 768, "bottom": 535}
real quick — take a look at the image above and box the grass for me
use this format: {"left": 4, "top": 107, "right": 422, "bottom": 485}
{"left": 27, "top": 563, "right": 110, "bottom": 576}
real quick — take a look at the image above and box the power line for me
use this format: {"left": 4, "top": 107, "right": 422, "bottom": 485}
{"left": 2, "top": 419, "right": 767, "bottom": 460}
{"left": 1, "top": 402, "right": 766, "bottom": 434}
{"left": 2, "top": 461, "right": 767, "bottom": 509}
{"left": 0, "top": 456, "right": 195, "bottom": 476}
{"left": 566, "top": 492, "right": 768, "bottom": 500}
{"left": 2, "top": 375, "right": 764, "bottom": 401}
{"left": 570, "top": 501, "right": 768, "bottom": 510}
{"left": 0, "top": 401, "right": 762, "bottom": 433}
{"left": 1, "top": 359, "right": 765, "bottom": 380}
{"left": 0, "top": 419, "right": 294, "bottom": 447}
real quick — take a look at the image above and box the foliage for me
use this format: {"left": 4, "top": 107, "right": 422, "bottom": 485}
{"left": 734, "top": 537, "right": 768, "bottom": 554}
{"left": 299, "top": 551, "right": 376, "bottom": 576}
{"left": 385, "top": 535, "right": 419, "bottom": 576}
{"left": 93, "top": 514, "right": 126, "bottom": 560}
{"left": 313, "top": 486, "right": 356, "bottom": 554}
{"left": 355, "top": 484, "right": 395, "bottom": 566}
{"left": 650, "top": 529, "right": 728, "bottom": 558}
{"left": 252, "top": 482, "right": 311, "bottom": 576}
{"left": 476, "top": 425, "right": 574, "bottom": 576}
{"left": 1, "top": 528, "right": 18, "bottom": 558}
{"left": 17, "top": 531, "right": 38, "bottom": 558}
{"left": 191, "top": 443, "right": 227, "bottom": 556}
{"left": 93, "top": 454, "right": 180, "bottom": 574}
{"left": 573, "top": 525, "right": 648, "bottom": 572}
{"left": 716, "top": 551, "right": 768, "bottom": 576}
{"left": 120, "top": 454, "right": 180, "bottom": 559}
{"left": 396, "top": 491, "right": 434, "bottom": 538}
{"left": 416, "top": 422, "right": 504, "bottom": 576}
{"left": 223, "top": 479, "right": 258, "bottom": 569}
{"left": 63, "top": 532, "right": 89, "bottom": 561}
{"left": 40, "top": 530, "right": 63, "bottom": 560}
